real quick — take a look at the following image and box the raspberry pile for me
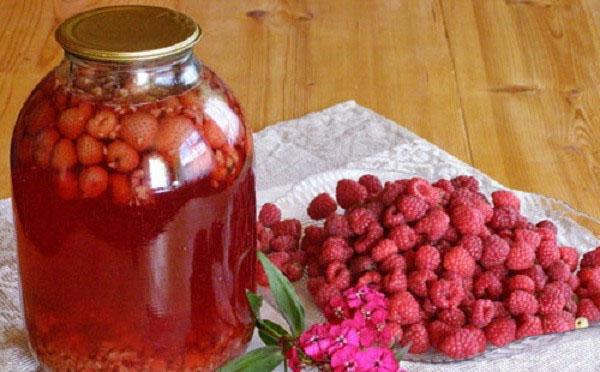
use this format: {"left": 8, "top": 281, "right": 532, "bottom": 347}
{"left": 260, "top": 174, "right": 600, "bottom": 360}
{"left": 256, "top": 203, "right": 306, "bottom": 285}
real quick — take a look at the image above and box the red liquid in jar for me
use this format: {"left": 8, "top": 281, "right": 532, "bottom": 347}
{"left": 11, "top": 70, "right": 256, "bottom": 370}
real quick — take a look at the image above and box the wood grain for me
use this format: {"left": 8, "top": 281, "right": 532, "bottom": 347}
{"left": 0, "top": 0, "right": 598, "bottom": 220}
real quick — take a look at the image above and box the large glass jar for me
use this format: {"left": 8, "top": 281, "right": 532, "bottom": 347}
{"left": 10, "top": 6, "right": 256, "bottom": 370}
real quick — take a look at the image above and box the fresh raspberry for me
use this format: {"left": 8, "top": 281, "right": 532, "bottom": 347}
{"left": 438, "top": 307, "right": 466, "bottom": 327}
{"left": 320, "top": 237, "right": 352, "bottom": 264}
{"left": 443, "top": 226, "right": 459, "bottom": 244}
{"left": 536, "top": 220, "right": 558, "bottom": 233}
{"left": 505, "top": 241, "right": 536, "bottom": 271}
{"left": 488, "top": 264, "right": 508, "bottom": 282}
{"left": 427, "top": 320, "right": 457, "bottom": 348}
{"left": 87, "top": 109, "right": 118, "bottom": 139}
{"left": 347, "top": 208, "right": 376, "bottom": 234}
{"left": 202, "top": 117, "right": 227, "bottom": 149}
{"left": 480, "top": 235, "right": 510, "bottom": 268}
{"left": 57, "top": 104, "right": 93, "bottom": 139}
{"left": 290, "top": 250, "right": 308, "bottom": 266}
{"left": 581, "top": 248, "right": 600, "bottom": 268}
{"left": 513, "top": 228, "right": 542, "bottom": 248}
{"left": 379, "top": 254, "right": 407, "bottom": 273}
{"left": 358, "top": 174, "right": 383, "bottom": 195}
{"left": 438, "top": 327, "right": 484, "bottom": 360}
{"left": 119, "top": 112, "right": 159, "bottom": 151}
{"left": 267, "top": 251, "right": 290, "bottom": 271}
{"left": 382, "top": 206, "right": 405, "bottom": 228}
{"left": 353, "top": 222, "right": 383, "bottom": 253}
{"left": 567, "top": 273, "right": 580, "bottom": 290}
{"left": 547, "top": 281, "right": 574, "bottom": 303}
{"left": 507, "top": 290, "right": 539, "bottom": 315}
{"left": 324, "top": 213, "right": 351, "bottom": 239}
{"left": 79, "top": 166, "right": 109, "bottom": 198}
{"left": 485, "top": 318, "right": 516, "bottom": 347}
{"left": 384, "top": 321, "right": 403, "bottom": 344}
{"left": 258, "top": 203, "right": 281, "bottom": 227}
{"left": 429, "top": 279, "right": 465, "bottom": 309}
{"left": 356, "top": 271, "right": 382, "bottom": 290}
{"left": 389, "top": 291, "right": 421, "bottom": 325}
{"left": 53, "top": 171, "right": 78, "bottom": 200}
{"left": 307, "top": 276, "right": 326, "bottom": 295}
{"left": 401, "top": 323, "right": 430, "bottom": 354}
{"left": 307, "top": 193, "right": 337, "bottom": 220}
{"left": 576, "top": 298, "right": 600, "bottom": 322}
{"left": 523, "top": 264, "right": 548, "bottom": 291}
{"left": 433, "top": 179, "right": 455, "bottom": 194}
{"left": 388, "top": 224, "right": 418, "bottom": 251}
{"left": 491, "top": 190, "right": 521, "bottom": 210}
{"left": 106, "top": 140, "right": 140, "bottom": 173}
{"left": 109, "top": 173, "right": 132, "bottom": 205}
{"left": 450, "top": 189, "right": 493, "bottom": 222}
{"left": 382, "top": 270, "right": 408, "bottom": 294}
{"left": 559, "top": 247, "right": 579, "bottom": 272}
{"left": 270, "top": 235, "right": 297, "bottom": 252}
{"left": 363, "top": 201, "right": 384, "bottom": 218}
{"left": 578, "top": 267, "right": 600, "bottom": 294}
{"left": 470, "top": 299, "right": 495, "bottom": 328}
{"left": 473, "top": 271, "right": 503, "bottom": 299}
{"left": 396, "top": 195, "right": 428, "bottom": 222}
{"left": 407, "top": 270, "right": 437, "bottom": 298}
{"left": 546, "top": 261, "right": 571, "bottom": 282}
{"left": 33, "top": 128, "right": 61, "bottom": 167}
{"left": 256, "top": 261, "right": 269, "bottom": 287}
{"left": 348, "top": 255, "right": 376, "bottom": 275}
{"left": 50, "top": 139, "right": 78, "bottom": 171}
{"left": 507, "top": 275, "right": 535, "bottom": 293}
{"left": 380, "top": 181, "right": 404, "bottom": 206}
{"left": 415, "top": 244, "right": 440, "bottom": 271}
{"left": 443, "top": 246, "right": 476, "bottom": 278}
{"left": 325, "top": 262, "right": 351, "bottom": 290}
{"left": 371, "top": 239, "right": 398, "bottom": 262}
{"left": 415, "top": 207, "right": 450, "bottom": 241}
{"left": 306, "top": 262, "right": 321, "bottom": 278}
{"left": 335, "top": 179, "right": 368, "bottom": 209}
{"left": 422, "top": 298, "right": 438, "bottom": 318}
{"left": 406, "top": 177, "right": 440, "bottom": 206}
{"left": 542, "top": 311, "right": 575, "bottom": 334}
{"left": 257, "top": 225, "right": 274, "bottom": 252}
{"left": 537, "top": 240, "right": 560, "bottom": 268}
{"left": 314, "top": 283, "right": 341, "bottom": 309}
{"left": 489, "top": 206, "right": 520, "bottom": 230}
{"left": 458, "top": 235, "right": 483, "bottom": 261}
{"left": 76, "top": 134, "right": 104, "bottom": 166}
{"left": 284, "top": 261, "right": 304, "bottom": 282}
{"left": 272, "top": 219, "right": 302, "bottom": 238}
{"left": 538, "top": 285, "right": 567, "bottom": 315}
{"left": 304, "top": 225, "right": 326, "bottom": 245}
{"left": 515, "top": 314, "right": 543, "bottom": 339}
{"left": 450, "top": 204, "right": 485, "bottom": 236}
{"left": 451, "top": 175, "right": 479, "bottom": 192}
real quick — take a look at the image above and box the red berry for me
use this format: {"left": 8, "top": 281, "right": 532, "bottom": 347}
{"left": 304, "top": 225, "right": 326, "bottom": 245}
{"left": 459, "top": 235, "right": 483, "bottom": 261}
{"left": 379, "top": 254, "right": 407, "bottom": 274}
{"left": 358, "top": 174, "right": 383, "bottom": 195}
{"left": 202, "top": 117, "right": 227, "bottom": 149}
{"left": 267, "top": 251, "right": 290, "bottom": 271}
{"left": 272, "top": 219, "right": 302, "bottom": 238}
{"left": 325, "top": 262, "right": 351, "bottom": 290}
{"left": 401, "top": 323, "right": 430, "bottom": 354}
{"left": 388, "top": 224, "right": 417, "bottom": 251}
{"left": 371, "top": 239, "right": 398, "bottom": 262}
{"left": 538, "top": 285, "right": 567, "bottom": 315}
{"left": 50, "top": 139, "right": 77, "bottom": 171}
{"left": 76, "top": 134, "right": 104, "bottom": 165}
{"left": 109, "top": 173, "right": 132, "bottom": 205}
{"left": 33, "top": 128, "right": 60, "bottom": 167}
{"left": 389, "top": 291, "right": 421, "bottom": 325}
{"left": 382, "top": 205, "right": 405, "bottom": 228}
{"left": 314, "top": 283, "right": 341, "bottom": 309}
{"left": 347, "top": 208, "right": 376, "bottom": 235}
{"left": 505, "top": 241, "right": 536, "bottom": 270}
{"left": 106, "top": 140, "right": 140, "bottom": 173}
{"left": 542, "top": 311, "right": 575, "bottom": 334}
{"left": 407, "top": 270, "right": 437, "bottom": 298}
{"left": 537, "top": 240, "right": 560, "bottom": 268}
{"left": 491, "top": 190, "right": 521, "bottom": 210}
{"left": 415, "top": 244, "right": 440, "bottom": 271}
{"left": 480, "top": 235, "right": 510, "bottom": 268}
{"left": 79, "top": 166, "right": 109, "bottom": 198}
{"left": 489, "top": 206, "right": 519, "bottom": 230}
{"left": 382, "top": 270, "right": 407, "bottom": 294}
{"left": 356, "top": 271, "right": 382, "bottom": 289}
{"left": 120, "top": 112, "right": 159, "bottom": 151}
{"left": 53, "top": 171, "right": 78, "bottom": 200}
{"left": 451, "top": 204, "right": 485, "bottom": 235}
{"left": 507, "top": 290, "right": 539, "bottom": 316}
{"left": 335, "top": 179, "right": 368, "bottom": 209}
{"left": 577, "top": 298, "right": 600, "bottom": 322}
{"left": 258, "top": 203, "right": 281, "bottom": 227}
{"left": 523, "top": 264, "right": 548, "bottom": 291}
{"left": 443, "top": 246, "right": 475, "bottom": 278}
{"left": 514, "top": 228, "right": 542, "bottom": 248}
{"left": 348, "top": 255, "right": 376, "bottom": 276}
{"left": 516, "top": 314, "right": 543, "bottom": 339}
{"left": 485, "top": 318, "right": 516, "bottom": 347}
{"left": 507, "top": 275, "right": 535, "bottom": 293}
{"left": 438, "top": 307, "right": 466, "bottom": 327}
{"left": 451, "top": 175, "right": 479, "bottom": 192}
{"left": 546, "top": 261, "right": 571, "bottom": 282}
{"left": 407, "top": 177, "right": 441, "bottom": 206}
{"left": 324, "top": 213, "right": 351, "bottom": 239}
{"left": 428, "top": 320, "right": 457, "bottom": 349}
{"left": 579, "top": 267, "right": 600, "bottom": 295}
{"left": 470, "top": 299, "right": 495, "bottom": 328}
{"left": 87, "top": 109, "right": 118, "bottom": 139}
{"left": 473, "top": 271, "right": 503, "bottom": 299}
{"left": 559, "top": 246, "right": 579, "bottom": 272}
{"left": 581, "top": 248, "right": 600, "bottom": 268}
{"left": 284, "top": 261, "right": 304, "bottom": 282}
{"left": 26, "top": 99, "right": 57, "bottom": 135}
{"left": 57, "top": 104, "right": 93, "bottom": 139}
{"left": 439, "top": 327, "right": 485, "bottom": 360}
{"left": 397, "top": 195, "right": 428, "bottom": 222}
{"left": 270, "top": 235, "right": 297, "bottom": 252}
{"left": 429, "top": 279, "right": 465, "bottom": 309}
{"left": 415, "top": 207, "right": 450, "bottom": 241}
{"left": 320, "top": 237, "right": 352, "bottom": 264}
{"left": 307, "top": 193, "right": 337, "bottom": 220}
{"left": 353, "top": 222, "right": 383, "bottom": 254}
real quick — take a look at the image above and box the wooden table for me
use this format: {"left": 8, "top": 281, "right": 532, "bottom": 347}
{"left": 1, "top": 0, "right": 599, "bottom": 221}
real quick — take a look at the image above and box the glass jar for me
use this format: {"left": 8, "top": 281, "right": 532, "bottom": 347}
{"left": 10, "top": 6, "right": 256, "bottom": 370}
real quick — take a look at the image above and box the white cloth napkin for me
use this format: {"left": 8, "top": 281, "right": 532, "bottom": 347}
{"left": 0, "top": 101, "right": 599, "bottom": 371}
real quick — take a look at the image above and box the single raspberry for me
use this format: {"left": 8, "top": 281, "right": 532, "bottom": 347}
{"left": 507, "top": 275, "right": 535, "bottom": 293}
{"left": 202, "top": 117, "right": 227, "bottom": 149}
{"left": 53, "top": 171, "right": 78, "bottom": 200}
{"left": 480, "top": 235, "right": 510, "bottom": 268}
{"left": 272, "top": 219, "right": 302, "bottom": 238}
{"left": 577, "top": 298, "right": 600, "bottom": 322}
{"left": 324, "top": 213, "right": 351, "bottom": 239}
{"left": 384, "top": 321, "right": 403, "bottom": 345}
{"left": 515, "top": 314, "right": 543, "bottom": 339}
{"left": 451, "top": 175, "right": 479, "bottom": 192}
{"left": 523, "top": 264, "right": 548, "bottom": 291}
{"left": 354, "top": 222, "right": 383, "bottom": 253}
{"left": 427, "top": 320, "right": 457, "bottom": 348}
{"left": 256, "top": 261, "right": 269, "bottom": 286}
{"left": 304, "top": 225, "right": 326, "bottom": 245}
{"left": 422, "top": 298, "right": 438, "bottom": 318}
{"left": 79, "top": 166, "right": 109, "bottom": 198}
{"left": 470, "top": 299, "right": 495, "bottom": 328}
{"left": 438, "top": 308, "right": 466, "bottom": 327}
{"left": 537, "top": 240, "right": 560, "bottom": 268}
{"left": 258, "top": 203, "right": 281, "bottom": 227}
{"left": 491, "top": 190, "right": 521, "bottom": 210}
{"left": 25, "top": 99, "right": 57, "bottom": 135}
{"left": 106, "top": 140, "right": 140, "bottom": 173}
{"left": 433, "top": 179, "right": 455, "bottom": 194}
{"left": 87, "top": 109, "right": 118, "bottom": 139}
{"left": 50, "top": 139, "right": 77, "bottom": 171}
{"left": 371, "top": 239, "right": 398, "bottom": 262}
{"left": 358, "top": 174, "right": 383, "bottom": 195}
{"left": 356, "top": 271, "right": 382, "bottom": 290}
{"left": 76, "top": 134, "right": 104, "bottom": 165}
{"left": 443, "top": 246, "right": 475, "bottom": 278}
{"left": 335, "top": 179, "right": 368, "bottom": 209}
{"left": 489, "top": 206, "right": 520, "bottom": 230}
{"left": 306, "top": 262, "right": 321, "bottom": 278}
{"left": 473, "top": 271, "right": 503, "bottom": 299}
{"left": 581, "top": 248, "right": 600, "bottom": 268}
{"left": 290, "top": 250, "right": 308, "bottom": 266}
{"left": 547, "top": 281, "right": 574, "bottom": 304}
{"left": 57, "top": 104, "right": 93, "bottom": 139}
{"left": 348, "top": 255, "right": 376, "bottom": 276}
{"left": 415, "top": 207, "right": 450, "bottom": 241}
{"left": 578, "top": 267, "right": 600, "bottom": 294}
{"left": 307, "top": 193, "right": 337, "bottom": 220}
{"left": 320, "top": 237, "right": 352, "bottom": 264}
{"left": 567, "top": 273, "right": 580, "bottom": 290}
{"left": 559, "top": 247, "right": 579, "bottom": 272}
{"left": 119, "top": 112, "right": 159, "bottom": 151}
{"left": 536, "top": 220, "right": 558, "bottom": 233}
{"left": 513, "top": 228, "right": 542, "bottom": 248}
{"left": 363, "top": 201, "right": 384, "bottom": 218}
{"left": 33, "top": 128, "right": 60, "bottom": 167}
{"left": 270, "top": 235, "right": 297, "bottom": 252}
{"left": 507, "top": 290, "right": 539, "bottom": 315}
{"left": 382, "top": 270, "right": 407, "bottom": 294}
{"left": 257, "top": 226, "right": 274, "bottom": 252}
{"left": 401, "top": 323, "right": 430, "bottom": 354}
{"left": 380, "top": 181, "right": 404, "bottom": 206}
{"left": 458, "top": 235, "right": 483, "bottom": 261}
{"left": 382, "top": 206, "right": 405, "bottom": 227}
{"left": 267, "top": 251, "right": 290, "bottom": 271}
{"left": 443, "top": 226, "right": 459, "bottom": 244}
{"left": 284, "top": 261, "right": 304, "bottom": 282}
{"left": 485, "top": 318, "right": 516, "bottom": 347}
{"left": 542, "top": 311, "right": 575, "bottom": 334}
{"left": 505, "top": 241, "right": 536, "bottom": 271}
{"left": 109, "top": 173, "right": 132, "bottom": 205}
{"left": 429, "top": 279, "right": 465, "bottom": 309}
{"left": 388, "top": 224, "right": 418, "bottom": 251}
{"left": 307, "top": 276, "right": 326, "bottom": 295}
{"left": 488, "top": 264, "right": 508, "bottom": 281}
{"left": 450, "top": 204, "right": 485, "bottom": 235}
{"left": 389, "top": 291, "right": 421, "bottom": 325}
{"left": 407, "top": 270, "right": 437, "bottom": 298}
{"left": 314, "top": 283, "right": 341, "bottom": 309}
{"left": 396, "top": 195, "right": 428, "bottom": 222}
{"left": 438, "top": 327, "right": 484, "bottom": 360}
{"left": 546, "top": 261, "right": 571, "bottom": 282}
{"left": 379, "top": 254, "right": 407, "bottom": 273}
{"left": 325, "top": 262, "right": 351, "bottom": 290}
{"left": 538, "top": 285, "right": 567, "bottom": 315}
{"left": 415, "top": 244, "right": 440, "bottom": 271}
{"left": 347, "top": 208, "right": 376, "bottom": 234}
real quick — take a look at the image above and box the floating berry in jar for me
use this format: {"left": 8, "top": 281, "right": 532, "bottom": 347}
{"left": 87, "top": 109, "right": 118, "bottom": 139}
{"left": 155, "top": 115, "right": 198, "bottom": 160}
{"left": 119, "top": 112, "right": 159, "bottom": 151}
{"left": 107, "top": 140, "right": 140, "bottom": 173}
{"left": 79, "top": 166, "right": 109, "bottom": 198}
{"left": 179, "top": 89, "right": 203, "bottom": 111}
{"left": 25, "top": 99, "right": 57, "bottom": 135}
{"left": 202, "top": 117, "right": 227, "bottom": 149}
{"left": 53, "top": 171, "right": 78, "bottom": 200}
{"left": 33, "top": 128, "right": 60, "bottom": 167}
{"left": 50, "top": 138, "right": 78, "bottom": 171}
{"left": 76, "top": 134, "right": 104, "bottom": 165}
{"left": 57, "top": 103, "right": 94, "bottom": 139}
{"left": 109, "top": 173, "right": 132, "bottom": 205}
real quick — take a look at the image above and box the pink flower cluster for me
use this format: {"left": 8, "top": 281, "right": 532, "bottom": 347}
{"left": 288, "top": 286, "right": 408, "bottom": 372}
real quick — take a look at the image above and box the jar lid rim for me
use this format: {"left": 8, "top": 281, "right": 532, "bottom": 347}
{"left": 55, "top": 5, "right": 201, "bottom": 62}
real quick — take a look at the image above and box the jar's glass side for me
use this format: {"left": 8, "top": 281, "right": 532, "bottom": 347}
{"left": 11, "top": 54, "right": 256, "bottom": 370}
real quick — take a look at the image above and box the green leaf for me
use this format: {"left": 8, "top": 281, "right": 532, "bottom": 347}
{"left": 258, "top": 328, "right": 279, "bottom": 346}
{"left": 260, "top": 319, "right": 290, "bottom": 337}
{"left": 257, "top": 252, "right": 306, "bottom": 336}
{"left": 219, "top": 346, "right": 284, "bottom": 372}
{"left": 246, "top": 290, "right": 263, "bottom": 319}
{"left": 393, "top": 342, "right": 412, "bottom": 361}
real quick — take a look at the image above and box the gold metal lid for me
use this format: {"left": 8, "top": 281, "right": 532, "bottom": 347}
{"left": 55, "top": 6, "right": 201, "bottom": 62}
